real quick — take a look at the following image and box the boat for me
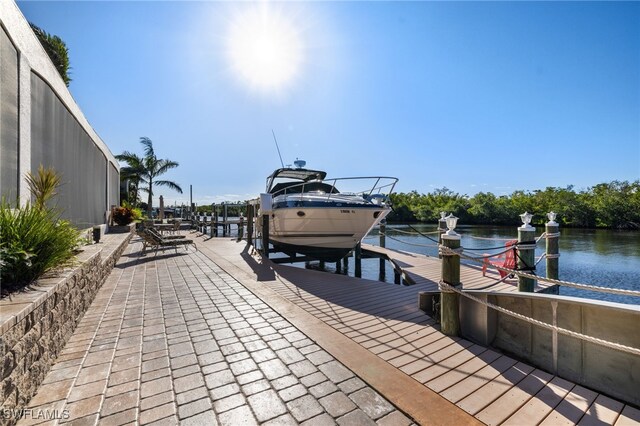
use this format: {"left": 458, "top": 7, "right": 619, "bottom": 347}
{"left": 260, "top": 160, "right": 398, "bottom": 261}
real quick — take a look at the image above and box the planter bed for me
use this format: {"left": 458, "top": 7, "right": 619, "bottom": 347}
{"left": 0, "top": 232, "right": 132, "bottom": 425}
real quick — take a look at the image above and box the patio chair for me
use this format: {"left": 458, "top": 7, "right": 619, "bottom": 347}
{"left": 137, "top": 229, "right": 196, "bottom": 255}
{"left": 146, "top": 227, "right": 186, "bottom": 240}
{"left": 482, "top": 239, "right": 517, "bottom": 278}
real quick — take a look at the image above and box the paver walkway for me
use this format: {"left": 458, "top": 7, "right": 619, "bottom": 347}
{"left": 199, "top": 238, "right": 640, "bottom": 426}
{"left": 19, "top": 240, "right": 414, "bottom": 425}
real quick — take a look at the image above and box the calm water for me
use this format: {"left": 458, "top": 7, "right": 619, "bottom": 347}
{"left": 296, "top": 224, "right": 640, "bottom": 306}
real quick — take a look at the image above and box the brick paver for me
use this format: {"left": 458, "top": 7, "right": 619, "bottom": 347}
{"left": 18, "top": 240, "right": 413, "bottom": 425}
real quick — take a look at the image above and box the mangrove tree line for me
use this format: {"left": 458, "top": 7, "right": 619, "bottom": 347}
{"left": 388, "top": 180, "right": 640, "bottom": 229}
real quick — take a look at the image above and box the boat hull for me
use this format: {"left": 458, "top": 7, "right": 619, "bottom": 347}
{"left": 268, "top": 205, "right": 389, "bottom": 261}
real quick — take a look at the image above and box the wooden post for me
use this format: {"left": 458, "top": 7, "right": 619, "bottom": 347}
{"left": 261, "top": 214, "right": 269, "bottom": 259}
{"left": 394, "top": 268, "right": 401, "bottom": 284}
{"left": 379, "top": 220, "right": 386, "bottom": 281}
{"left": 336, "top": 261, "right": 341, "bottom": 273}
{"left": 246, "top": 204, "right": 254, "bottom": 246}
{"left": 214, "top": 204, "right": 216, "bottom": 238}
{"left": 518, "top": 221, "right": 536, "bottom": 292}
{"left": 223, "top": 204, "right": 228, "bottom": 237}
{"left": 237, "top": 215, "right": 244, "bottom": 242}
{"left": 440, "top": 233, "right": 461, "bottom": 336}
{"left": 355, "top": 243, "right": 362, "bottom": 278}
{"left": 546, "top": 214, "right": 559, "bottom": 281}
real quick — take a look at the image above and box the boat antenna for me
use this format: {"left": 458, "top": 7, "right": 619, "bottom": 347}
{"left": 271, "top": 129, "right": 285, "bottom": 168}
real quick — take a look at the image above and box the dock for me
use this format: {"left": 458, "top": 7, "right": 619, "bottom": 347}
{"left": 18, "top": 235, "right": 640, "bottom": 425}
{"left": 202, "top": 237, "right": 639, "bottom": 425}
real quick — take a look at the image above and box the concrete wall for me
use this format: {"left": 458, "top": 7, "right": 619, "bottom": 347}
{"left": 0, "top": 0, "right": 118, "bottom": 226}
{"left": 459, "top": 291, "right": 640, "bottom": 407}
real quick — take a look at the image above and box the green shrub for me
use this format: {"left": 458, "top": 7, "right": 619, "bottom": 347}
{"left": 131, "top": 207, "right": 143, "bottom": 221}
{"left": 112, "top": 206, "right": 134, "bottom": 226}
{"left": 0, "top": 201, "right": 80, "bottom": 288}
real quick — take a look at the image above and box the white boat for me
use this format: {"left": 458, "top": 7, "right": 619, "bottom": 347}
{"left": 261, "top": 160, "right": 398, "bottom": 261}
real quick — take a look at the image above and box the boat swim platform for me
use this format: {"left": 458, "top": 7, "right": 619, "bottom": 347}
{"left": 199, "top": 237, "right": 639, "bottom": 425}
{"left": 361, "top": 243, "right": 559, "bottom": 294}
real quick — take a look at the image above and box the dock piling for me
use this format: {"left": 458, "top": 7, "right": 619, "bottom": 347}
{"left": 355, "top": 243, "right": 362, "bottom": 278}
{"left": 440, "top": 232, "right": 461, "bottom": 336}
{"left": 262, "top": 214, "right": 270, "bottom": 259}
{"left": 246, "top": 204, "right": 254, "bottom": 246}
{"left": 546, "top": 212, "right": 559, "bottom": 281}
{"left": 223, "top": 204, "right": 228, "bottom": 237}
{"left": 238, "top": 215, "right": 244, "bottom": 242}
{"left": 379, "top": 220, "right": 386, "bottom": 281}
{"left": 517, "top": 213, "right": 536, "bottom": 292}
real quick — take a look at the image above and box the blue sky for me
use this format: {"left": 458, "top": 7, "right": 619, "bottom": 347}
{"left": 18, "top": 1, "right": 640, "bottom": 206}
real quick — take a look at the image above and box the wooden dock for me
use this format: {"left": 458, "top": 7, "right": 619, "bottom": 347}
{"left": 200, "top": 237, "right": 639, "bottom": 425}
{"left": 361, "top": 243, "right": 558, "bottom": 294}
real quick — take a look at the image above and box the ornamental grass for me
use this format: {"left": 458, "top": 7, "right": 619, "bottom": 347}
{"left": 0, "top": 166, "right": 80, "bottom": 293}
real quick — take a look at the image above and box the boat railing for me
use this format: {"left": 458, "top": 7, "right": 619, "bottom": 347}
{"left": 271, "top": 176, "right": 398, "bottom": 204}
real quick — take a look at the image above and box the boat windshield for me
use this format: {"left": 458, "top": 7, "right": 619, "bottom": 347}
{"left": 270, "top": 181, "right": 339, "bottom": 196}
{"left": 266, "top": 168, "right": 328, "bottom": 192}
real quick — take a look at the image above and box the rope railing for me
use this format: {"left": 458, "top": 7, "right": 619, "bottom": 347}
{"left": 386, "top": 227, "right": 442, "bottom": 236}
{"left": 381, "top": 233, "right": 440, "bottom": 248}
{"left": 467, "top": 235, "right": 516, "bottom": 241}
{"left": 369, "top": 225, "right": 638, "bottom": 297}
{"left": 438, "top": 280, "right": 640, "bottom": 356}
{"left": 439, "top": 245, "right": 640, "bottom": 297}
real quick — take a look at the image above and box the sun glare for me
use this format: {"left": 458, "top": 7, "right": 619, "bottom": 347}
{"left": 227, "top": 5, "right": 303, "bottom": 92}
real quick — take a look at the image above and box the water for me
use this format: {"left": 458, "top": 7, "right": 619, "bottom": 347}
{"left": 293, "top": 224, "right": 640, "bottom": 306}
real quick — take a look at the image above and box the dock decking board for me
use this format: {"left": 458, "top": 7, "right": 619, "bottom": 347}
{"left": 200, "top": 238, "right": 635, "bottom": 425}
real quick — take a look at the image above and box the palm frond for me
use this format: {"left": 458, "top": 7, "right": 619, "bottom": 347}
{"left": 155, "top": 180, "right": 183, "bottom": 194}
{"left": 140, "top": 137, "right": 155, "bottom": 159}
{"left": 155, "top": 160, "right": 180, "bottom": 176}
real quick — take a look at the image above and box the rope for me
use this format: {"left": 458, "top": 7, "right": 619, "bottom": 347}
{"left": 439, "top": 280, "right": 640, "bottom": 357}
{"left": 386, "top": 227, "right": 442, "bottom": 236}
{"left": 471, "top": 272, "right": 516, "bottom": 290}
{"left": 382, "top": 233, "right": 440, "bottom": 248}
{"left": 440, "top": 245, "right": 640, "bottom": 297}
{"left": 387, "top": 206, "right": 442, "bottom": 244}
{"left": 480, "top": 246, "right": 516, "bottom": 258}
{"left": 467, "top": 235, "right": 515, "bottom": 241}
{"left": 438, "top": 246, "right": 463, "bottom": 256}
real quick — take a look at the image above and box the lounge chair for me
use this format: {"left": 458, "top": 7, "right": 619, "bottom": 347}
{"left": 482, "top": 239, "right": 517, "bottom": 278}
{"left": 146, "top": 227, "right": 185, "bottom": 240}
{"left": 137, "top": 229, "right": 196, "bottom": 255}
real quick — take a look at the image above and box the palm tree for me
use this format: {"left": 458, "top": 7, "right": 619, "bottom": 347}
{"left": 118, "top": 153, "right": 145, "bottom": 206}
{"left": 116, "top": 137, "right": 182, "bottom": 216}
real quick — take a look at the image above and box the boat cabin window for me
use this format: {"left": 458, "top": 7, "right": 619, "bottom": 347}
{"left": 270, "top": 181, "right": 339, "bottom": 196}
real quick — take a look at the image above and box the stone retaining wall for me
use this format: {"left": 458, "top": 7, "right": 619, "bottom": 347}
{"left": 0, "top": 233, "right": 131, "bottom": 426}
